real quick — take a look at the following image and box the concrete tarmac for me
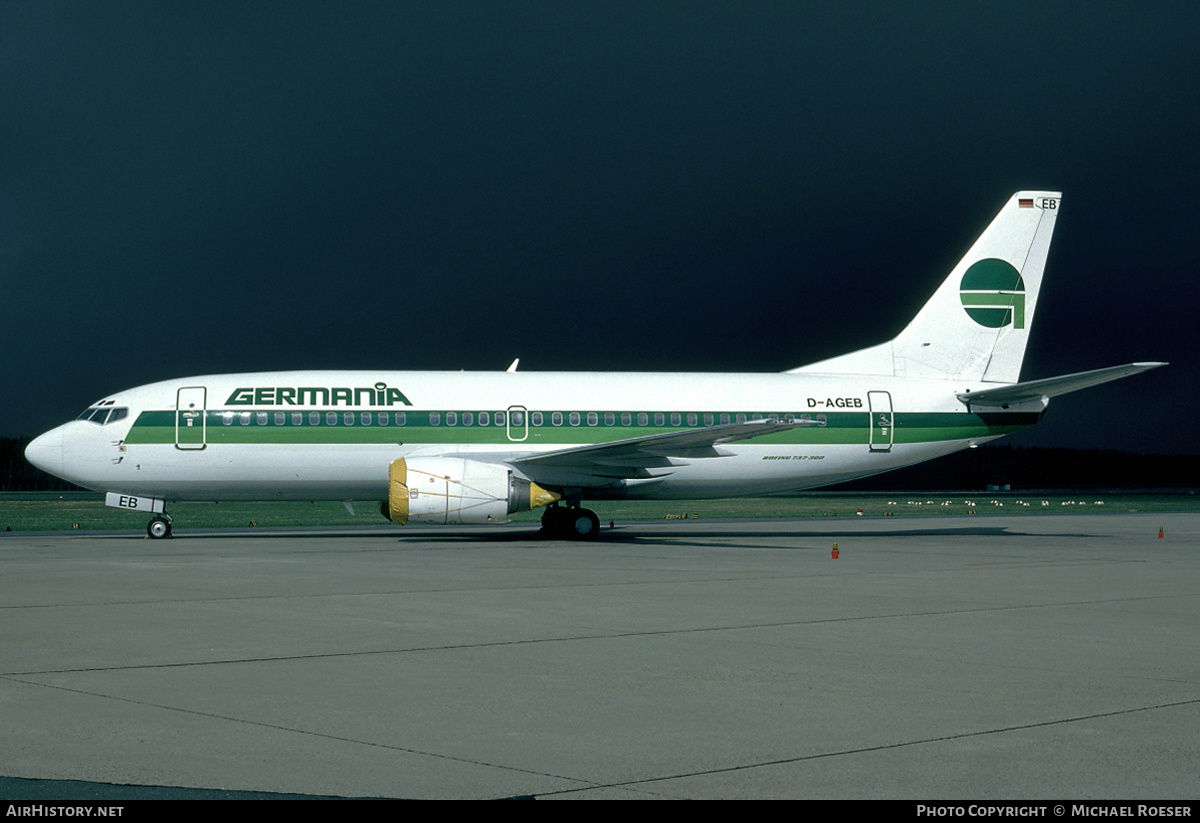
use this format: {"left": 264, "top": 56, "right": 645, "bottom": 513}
{"left": 1, "top": 513, "right": 1197, "bottom": 800}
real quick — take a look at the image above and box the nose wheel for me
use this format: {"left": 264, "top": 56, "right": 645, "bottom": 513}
{"left": 147, "top": 516, "right": 172, "bottom": 539}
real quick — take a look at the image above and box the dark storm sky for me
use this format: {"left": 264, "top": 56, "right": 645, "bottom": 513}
{"left": 3, "top": 3, "right": 1197, "bottom": 454}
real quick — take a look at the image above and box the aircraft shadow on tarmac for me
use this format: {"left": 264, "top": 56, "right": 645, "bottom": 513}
{"left": 418, "top": 525, "right": 1101, "bottom": 544}
{"left": 63, "top": 522, "right": 1104, "bottom": 544}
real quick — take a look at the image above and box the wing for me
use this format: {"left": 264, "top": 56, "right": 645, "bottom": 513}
{"left": 507, "top": 417, "right": 818, "bottom": 488}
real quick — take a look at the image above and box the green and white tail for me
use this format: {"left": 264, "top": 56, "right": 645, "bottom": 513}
{"left": 790, "top": 191, "right": 1062, "bottom": 384}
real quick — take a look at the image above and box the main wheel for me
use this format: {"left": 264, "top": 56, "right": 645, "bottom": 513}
{"left": 541, "top": 506, "right": 600, "bottom": 540}
{"left": 569, "top": 508, "right": 600, "bottom": 540}
{"left": 540, "top": 505, "right": 569, "bottom": 537}
{"left": 147, "top": 517, "right": 172, "bottom": 539}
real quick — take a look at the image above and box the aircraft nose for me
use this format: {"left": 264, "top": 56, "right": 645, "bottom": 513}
{"left": 25, "top": 427, "right": 64, "bottom": 476}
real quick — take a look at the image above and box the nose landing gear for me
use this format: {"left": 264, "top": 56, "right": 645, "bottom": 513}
{"left": 147, "top": 515, "right": 173, "bottom": 539}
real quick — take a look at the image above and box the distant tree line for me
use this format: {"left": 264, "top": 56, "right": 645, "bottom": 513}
{"left": 2, "top": 436, "right": 1197, "bottom": 493}
{"left": 828, "top": 444, "right": 1200, "bottom": 492}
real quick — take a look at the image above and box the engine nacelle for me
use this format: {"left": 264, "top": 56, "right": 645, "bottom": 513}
{"left": 382, "top": 457, "right": 558, "bottom": 525}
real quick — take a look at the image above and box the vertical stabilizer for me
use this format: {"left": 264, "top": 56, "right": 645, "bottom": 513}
{"left": 789, "top": 192, "right": 1061, "bottom": 383}
{"left": 892, "top": 191, "right": 1060, "bottom": 383}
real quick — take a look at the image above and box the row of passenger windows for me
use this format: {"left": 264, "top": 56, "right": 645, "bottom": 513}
{"left": 213, "top": 410, "right": 827, "bottom": 427}
{"left": 221, "top": 411, "right": 411, "bottom": 427}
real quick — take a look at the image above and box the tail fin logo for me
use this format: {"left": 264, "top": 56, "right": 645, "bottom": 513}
{"left": 959, "top": 258, "right": 1026, "bottom": 329}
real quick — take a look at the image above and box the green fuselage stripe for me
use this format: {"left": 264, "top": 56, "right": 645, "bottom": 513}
{"left": 125, "top": 409, "right": 1039, "bottom": 447}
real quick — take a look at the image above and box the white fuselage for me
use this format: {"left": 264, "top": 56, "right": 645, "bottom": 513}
{"left": 26, "top": 369, "right": 1039, "bottom": 504}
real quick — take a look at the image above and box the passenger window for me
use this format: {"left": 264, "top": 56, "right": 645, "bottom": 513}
{"left": 568, "top": 412, "right": 580, "bottom": 426}
{"left": 309, "top": 412, "right": 320, "bottom": 426}
{"left": 531, "top": 412, "right": 542, "bottom": 426}
{"left": 654, "top": 413, "right": 664, "bottom": 426}
{"left": 479, "top": 411, "right": 490, "bottom": 427}
{"left": 326, "top": 412, "right": 338, "bottom": 426}
{"left": 704, "top": 414, "right": 714, "bottom": 426}
{"left": 670, "top": 413, "right": 681, "bottom": 426}
{"left": 446, "top": 412, "right": 457, "bottom": 426}
{"left": 378, "top": 412, "right": 389, "bottom": 426}
{"left": 551, "top": 412, "right": 563, "bottom": 426}
{"left": 621, "top": 412, "right": 631, "bottom": 426}
{"left": 395, "top": 412, "right": 406, "bottom": 426}
{"left": 240, "top": 412, "right": 251, "bottom": 426}
{"left": 274, "top": 412, "right": 285, "bottom": 426}
{"left": 430, "top": 412, "right": 441, "bottom": 426}
{"left": 293, "top": 413, "right": 303, "bottom": 426}
{"left": 604, "top": 413, "right": 615, "bottom": 426}
{"left": 587, "top": 412, "right": 598, "bottom": 426}
{"left": 361, "top": 412, "right": 372, "bottom": 426}
{"left": 720, "top": 413, "right": 730, "bottom": 425}
{"left": 257, "top": 412, "right": 268, "bottom": 425}
{"left": 462, "top": 412, "right": 473, "bottom": 427}
{"left": 223, "top": 412, "right": 234, "bottom": 426}
{"left": 344, "top": 412, "right": 355, "bottom": 426}
{"left": 637, "top": 413, "right": 648, "bottom": 426}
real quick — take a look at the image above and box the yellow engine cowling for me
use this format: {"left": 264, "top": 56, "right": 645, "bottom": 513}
{"left": 383, "top": 457, "right": 558, "bottom": 525}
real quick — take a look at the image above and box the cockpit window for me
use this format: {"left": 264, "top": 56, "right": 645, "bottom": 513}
{"left": 76, "top": 406, "right": 129, "bottom": 425}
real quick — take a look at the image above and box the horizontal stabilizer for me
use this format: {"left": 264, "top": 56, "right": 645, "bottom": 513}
{"left": 957, "top": 362, "right": 1167, "bottom": 408}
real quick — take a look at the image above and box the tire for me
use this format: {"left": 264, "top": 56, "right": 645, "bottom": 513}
{"left": 147, "top": 517, "right": 172, "bottom": 539}
{"left": 540, "top": 505, "right": 568, "bottom": 537}
{"left": 541, "top": 506, "right": 600, "bottom": 540}
{"left": 570, "top": 509, "right": 600, "bottom": 540}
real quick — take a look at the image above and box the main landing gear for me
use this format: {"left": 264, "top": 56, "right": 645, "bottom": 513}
{"left": 147, "top": 515, "right": 172, "bottom": 539}
{"left": 540, "top": 504, "right": 601, "bottom": 540}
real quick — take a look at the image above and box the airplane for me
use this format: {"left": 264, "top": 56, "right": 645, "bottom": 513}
{"left": 24, "top": 191, "right": 1165, "bottom": 540}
